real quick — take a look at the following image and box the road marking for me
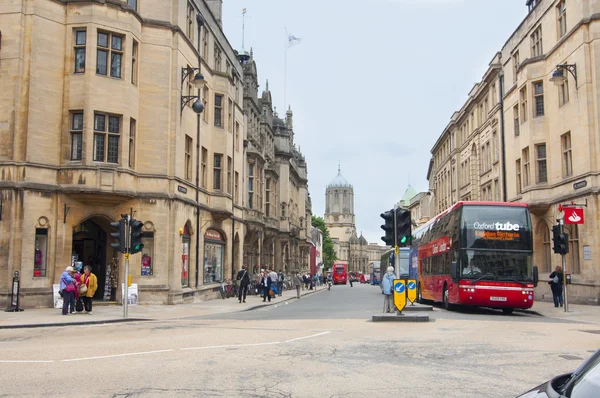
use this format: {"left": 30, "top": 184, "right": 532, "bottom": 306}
{"left": 61, "top": 349, "right": 174, "bottom": 362}
{"left": 180, "top": 341, "right": 281, "bottom": 351}
{"left": 0, "top": 360, "right": 55, "bottom": 363}
{"left": 283, "top": 331, "right": 331, "bottom": 343}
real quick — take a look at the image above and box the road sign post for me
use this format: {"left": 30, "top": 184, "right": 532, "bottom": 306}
{"left": 559, "top": 218, "right": 568, "bottom": 313}
{"left": 393, "top": 279, "right": 406, "bottom": 313}
{"left": 406, "top": 280, "right": 417, "bottom": 305}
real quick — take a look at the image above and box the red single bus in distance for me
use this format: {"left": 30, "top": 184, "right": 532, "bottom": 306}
{"left": 333, "top": 262, "right": 348, "bottom": 285}
{"left": 413, "top": 201, "right": 538, "bottom": 314}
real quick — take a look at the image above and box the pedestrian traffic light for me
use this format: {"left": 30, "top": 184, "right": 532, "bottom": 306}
{"left": 552, "top": 225, "right": 569, "bottom": 255}
{"left": 130, "top": 219, "right": 145, "bottom": 254}
{"left": 110, "top": 219, "right": 127, "bottom": 253}
{"left": 380, "top": 210, "right": 394, "bottom": 246}
{"left": 395, "top": 208, "right": 412, "bottom": 247}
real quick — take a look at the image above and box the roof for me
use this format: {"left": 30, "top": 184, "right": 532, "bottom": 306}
{"left": 400, "top": 185, "right": 418, "bottom": 206}
{"left": 359, "top": 233, "right": 368, "bottom": 245}
{"left": 328, "top": 165, "right": 352, "bottom": 188}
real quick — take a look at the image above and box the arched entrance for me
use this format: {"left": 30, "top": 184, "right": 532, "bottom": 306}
{"left": 72, "top": 216, "right": 116, "bottom": 301}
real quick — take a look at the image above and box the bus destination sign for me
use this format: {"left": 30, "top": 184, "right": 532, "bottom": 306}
{"left": 475, "top": 230, "right": 521, "bottom": 241}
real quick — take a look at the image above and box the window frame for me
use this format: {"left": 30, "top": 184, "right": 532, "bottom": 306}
{"left": 234, "top": 171, "right": 239, "bottom": 205}
{"left": 129, "top": 118, "right": 136, "bottom": 168}
{"left": 512, "top": 51, "right": 519, "bottom": 84}
{"left": 531, "top": 25, "right": 543, "bottom": 58}
{"left": 74, "top": 29, "right": 87, "bottom": 74}
{"left": 131, "top": 40, "right": 138, "bottom": 85}
{"left": 213, "top": 153, "right": 222, "bottom": 190}
{"left": 227, "top": 156, "right": 232, "bottom": 194}
{"left": 185, "top": 135, "right": 193, "bottom": 181}
{"left": 557, "top": 1, "right": 567, "bottom": 38}
{"left": 265, "top": 178, "right": 271, "bottom": 217}
{"left": 562, "top": 132, "right": 573, "bottom": 178}
{"left": 70, "top": 111, "right": 83, "bottom": 161}
{"left": 96, "top": 31, "right": 124, "bottom": 79}
{"left": 522, "top": 147, "right": 530, "bottom": 187}
{"left": 516, "top": 158, "right": 522, "bottom": 195}
{"left": 559, "top": 77, "right": 569, "bottom": 107}
{"left": 513, "top": 105, "right": 520, "bottom": 136}
{"left": 533, "top": 81, "right": 545, "bottom": 118}
{"left": 535, "top": 143, "right": 547, "bottom": 184}
{"left": 201, "top": 147, "right": 207, "bottom": 188}
{"left": 93, "top": 113, "right": 121, "bottom": 164}
{"left": 127, "top": 0, "right": 137, "bottom": 11}
{"left": 228, "top": 98, "right": 233, "bottom": 132}
{"left": 141, "top": 232, "right": 154, "bottom": 276}
{"left": 248, "top": 163, "right": 254, "bottom": 209}
{"left": 186, "top": 2, "right": 195, "bottom": 41}
{"left": 520, "top": 86, "right": 528, "bottom": 123}
{"left": 214, "top": 94, "right": 223, "bottom": 127}
{"left": 34, "top": 228, "right": 49, "bottom": 278}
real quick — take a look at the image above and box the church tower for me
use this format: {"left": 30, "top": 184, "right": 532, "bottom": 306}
{"left": 324, "top": 166, "right": 356, "bottom": 244}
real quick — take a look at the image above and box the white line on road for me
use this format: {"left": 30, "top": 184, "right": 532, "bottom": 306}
{"left": 0, "top": 360, "right": 55, "bottom": 363}
{"left": 283, "top": 331, "right": 331, "bottom": 343}
{"left": 180, "top": 341, "right": 281, "bottom": 351}
{"left": 61, "top": 349, "right": 174, "bottom": 362}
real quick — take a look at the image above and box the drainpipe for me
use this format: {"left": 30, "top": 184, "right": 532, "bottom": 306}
{"left": 499, "top": 71, "right": 508, "bottom": 202}
{"left": 195, "top": 14, "right": 204, "bottom": 288}
{"left": 231, "top": 70, "right": 238, "bottom": 278}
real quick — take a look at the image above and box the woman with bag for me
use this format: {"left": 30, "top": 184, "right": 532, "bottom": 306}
{"left": 549, "top": 265, "right": 564, "bottom": 308}
{"left": 261, "top": 271, "right": 272, "bottom": 303}
{"left": 60, "top": 266, "right": 78, "bottom": 315}
{"left": 80, "top": 266, "right": 98, "bottom": 314}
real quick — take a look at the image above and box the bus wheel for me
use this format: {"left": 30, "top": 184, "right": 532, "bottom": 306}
{"left": 442, "top": 286, "right": 453, "bottom": 311}
{"left": 502, "top": 308, "right": 514, "bottom": 315}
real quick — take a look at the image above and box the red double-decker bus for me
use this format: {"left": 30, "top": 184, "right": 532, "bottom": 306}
{"left": 413, "top": 201, "right": 538, "bottom": 314}
{"left": 333, "top": 262, "right": 348, "bottom": 285}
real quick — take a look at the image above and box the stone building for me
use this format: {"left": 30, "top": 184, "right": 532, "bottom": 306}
{"left": 426, "top": 0, "right": 600, "bottom": 304}
{"left": 240, "top": 50, "right": 312, "bottom": 275}
{"left": 324, "top": 167, "right": 386, "bottom": 273}
{"left": 0, "top": 0, "right": 312, "bottom": 308}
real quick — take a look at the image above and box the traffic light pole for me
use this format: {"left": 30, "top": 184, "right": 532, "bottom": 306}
{"left": 124, "top": 215, "right": 131, "bottom": 319}
{"left": 393, "top": 205, "right": 400, "bottom": 279}
{"left": 559, "top": 218, "right": 568, "bottom": 313}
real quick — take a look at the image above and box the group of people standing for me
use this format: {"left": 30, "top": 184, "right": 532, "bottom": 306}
{"left": 59, "top": 265, "right": 98, "bottom": 315}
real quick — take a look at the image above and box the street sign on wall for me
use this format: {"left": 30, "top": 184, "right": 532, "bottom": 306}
{"left": 564, "top": 208, "right": 584, "bottom": 225}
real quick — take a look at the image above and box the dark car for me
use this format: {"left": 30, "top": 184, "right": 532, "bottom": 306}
{"left": 517, "top": 349, "right": 600, "bottom": 397}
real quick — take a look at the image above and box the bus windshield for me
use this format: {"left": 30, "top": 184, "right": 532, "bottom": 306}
{"left": 461, "top": 205, "right": 531, "bottom": 251}
{"left": 335, "top": 267, "right": 345, "bottom": 274}
{"left": 461, "top": 250, "right": 532, "bottom": 282}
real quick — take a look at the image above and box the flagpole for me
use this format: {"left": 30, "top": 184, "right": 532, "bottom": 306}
{"left": 284, "top": 27, "right": 287, "bottom": 111}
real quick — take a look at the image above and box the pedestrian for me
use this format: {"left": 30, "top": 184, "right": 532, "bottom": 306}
{"left": 294, "top": 272, "right": 303, "bottom": 299}
{"left": 549, "top": 265, "right": 564, "bottom": 308}
{"left": 261, "top": 271, "right": 273, "bottom": 302}
{"left": 349, "top": 273, "right": 353, "bottom": 288}
{"left": 382, "top": 266, "right": 396, "bottom": 313}
{"left": 313, "top": 274, "right": 318, "bottom": 290}
{"left": 70, "top": 270, "right": 82, "bottom": 314}
{"left": 277, "top": 270, "right": 284, "bottom": 297}
{"left": 59, "top": 266, "right": 78, "bottom": 315}
{"left": 80, "top": 265, "right": 98, "bottom": 314}
{"left": 236, "top": 265, "right": 250, "bottom": 303}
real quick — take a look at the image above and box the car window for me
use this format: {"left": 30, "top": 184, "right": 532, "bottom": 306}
{"left": 567, "top": 353, "right": 600, "bottom": 397}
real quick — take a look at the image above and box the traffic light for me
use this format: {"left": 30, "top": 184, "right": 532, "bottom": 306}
{"left": 380, "top": 210, "right": 394, "bottom": 246}
{"left": 552, "top": 225, "right": 569, "bottom": 255}
{"left": 396, "top": 208, "right": 412, "bottom": 247}
{"left": 130, "top": 219, "right": 144, "bottom": 254}
{"left": 110, "top": 219, "right": 127, "bottom": 253}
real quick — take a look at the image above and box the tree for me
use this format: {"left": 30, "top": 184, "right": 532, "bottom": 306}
{"left": 312, "top": 216, "right": 336, "bottom": 271}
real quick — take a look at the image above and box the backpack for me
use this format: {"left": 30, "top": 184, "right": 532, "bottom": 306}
{"left": 279, "top": 273, "right": 284, "bottom": 282}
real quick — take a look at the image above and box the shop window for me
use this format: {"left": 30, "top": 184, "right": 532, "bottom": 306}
{"left": 181, "top": 224, "right": 190, "bottom": 287}
{"left": 34, "top": 228, "right": 48, "bottom": 277}
{"left": 204, "top": 230, "right": 224, "bottom": 284}
{"left": 141, "top": 232, "right": 154, "bottom": 276}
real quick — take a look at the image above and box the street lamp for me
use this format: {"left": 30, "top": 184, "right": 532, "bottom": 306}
{"left": 181, "top": 67, "right": 206, "bottom": 114}
{"left": 550, "top": 63, "right": 577, "bottom": 88}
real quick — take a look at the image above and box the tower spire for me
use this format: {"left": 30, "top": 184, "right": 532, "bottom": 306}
{"left": 338, "top": 161, "right": 341, "bottom": 174}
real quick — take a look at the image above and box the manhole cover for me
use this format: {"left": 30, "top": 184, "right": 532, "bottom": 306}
{"left": 560, "top": 355, "right": 583, "bottom": 361}
{"left": 580, "top": 330, "right": 600, "bottom": 335}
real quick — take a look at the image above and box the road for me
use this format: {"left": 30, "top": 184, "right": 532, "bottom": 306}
{"left": 1, "top": 283, "right": 598, "bottom": 398}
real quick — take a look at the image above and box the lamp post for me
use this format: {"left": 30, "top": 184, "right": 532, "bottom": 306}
{"left": 550, "top": 63, "right": 577, "bottom": 88}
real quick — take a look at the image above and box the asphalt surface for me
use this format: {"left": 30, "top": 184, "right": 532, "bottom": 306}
{"left": 1, "top": 283, "right": 598, "bottom": 398}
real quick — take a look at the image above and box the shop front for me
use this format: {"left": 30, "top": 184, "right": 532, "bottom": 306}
{"left": 204, "top": 229, "right": 225, "bottom": 284}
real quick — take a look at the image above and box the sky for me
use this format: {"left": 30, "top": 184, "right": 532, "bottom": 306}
{"left": 221, "top": 0, "right": 528, "bottom": 245}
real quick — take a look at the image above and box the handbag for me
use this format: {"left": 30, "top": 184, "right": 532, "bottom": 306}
{"left": 79, "top": 283, "right": 88, "bottom": 295}
{"left": 236, "top": 270, "right": 247, "bottom": 288}
{"left": 75, "top": 298, "right": 84, "bottom": 312}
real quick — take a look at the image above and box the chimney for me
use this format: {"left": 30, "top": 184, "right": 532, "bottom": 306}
{"left": 205, "top": 0, "right": 223, "bottom": 28}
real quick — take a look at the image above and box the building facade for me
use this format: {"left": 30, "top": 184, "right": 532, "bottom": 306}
{"left": 324, "top": 168, "right": 386, "bottom": 273}
{"left": 0, "top": 0, "right": 312, "bottom": 308}
{"left": 426, "top": 0, "right": 600, "bottom": 304}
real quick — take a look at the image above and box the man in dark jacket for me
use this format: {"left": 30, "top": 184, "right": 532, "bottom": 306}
{"left": 236, "top": 265, "right": 251, "bottom": 303}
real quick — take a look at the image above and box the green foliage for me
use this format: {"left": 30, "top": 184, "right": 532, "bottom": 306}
{"left": 312, "top": 216, "right": 335, "bottom": 271}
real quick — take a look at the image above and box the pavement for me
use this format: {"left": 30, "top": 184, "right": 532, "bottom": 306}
{"left": 520, "top": 300, "right": 600, "bottom": 324}
{"left": 0, "top": 284, "right": 324, "bottom": 329}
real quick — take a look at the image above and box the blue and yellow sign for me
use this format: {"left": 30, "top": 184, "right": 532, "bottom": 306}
{"left": 407, "top": 279, "right": 417, "bottom": 303}
{"left": 393, "top": 279, "right": 406, "bottom": 312}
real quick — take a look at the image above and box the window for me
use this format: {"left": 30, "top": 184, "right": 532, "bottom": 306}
{"left": 141, "top": 232, "right": 154, "bottom": 276}
{"left": 516, "top": 159, "right": 522, "bottom": 195}
{"left": 494, "top": 179, "right": 500, "bottom": 201}
{"left": 213, "top": 153, "right": 222, "bottom": 190}
{"left": 562, "top": 132, "right": 572, "bottom": 177}
{"left": 235, "top": 122, "right": 240, "bottom": 152}
{"left": 258, "top": 166, "right": 263, "bottom": 211}
{"left": 93, "top": 113, "right": 120, "bottom": 163}
{"left": 520, "top": 86, "right": 528, "bottom": 123}
{"left": 512, "top": 51, "right": 519, "bottom": 83}
{"left": 70, "top": 112, "right": 83, "bottom": 160}
{"left": 214, "top": 44, "right": 222, "bottom": 71}
{"left": 34, "top": 228, "right": 48, "bottom": 277}
{"left": 234, "top": 171, "right": 239, "bottom": 204}
{"left": 201, "top": 147, "right": 207, "bottom": 188}
{"left": 129, "top": 118, "right": 136, "bottom": 168}
{"left": 481, "top": 145, "right": 487, "bottom": 172}
{"left": 479, "top": 104, "right": 484, "bottom": 126}
{"left": 186, "top": 64, "right": 194, "bottom": 107}
{"left": 227, "top": 156, "right": 232, "bottom": 194}
{"left": 97, "top": 31, "right": 123, "bottom": 78}
{"left": 185, "top": 135, "right": 192, "bottom": 181}
{"left": 542, "top": 226, "right": 551, "bottom": 273}
{"left": 281, "top": 202, "right": 286, "bottom": 217}
{"left": 557, "top": 1, "right": 567, "bottom": 38}
{"left": 559, "top": 77, "right": 569, "bottom": 107}
{"left": 214, "top": 94, "right": 223, "bottom": 127}
{"left": 535, "top": 144, "right": 547, "bottom": 184}
{"left": 228, "top": 98, "right": 233, "bottom": 132}
{"left": 565, "top": 224, "right": 580, "bottom": 274}
{"left": 492, "top": 131, "right": 499, "bottom": 163}
{"left": 266, "top": 178, "right": 271, "bottom": 217}
{"left": 248, "top": 163, "right": 254, "bottom": 209}
{"left": 522, "top": 147, "right": 530, "bottom": 187}
{"left": 202, "top": 87, "right": 209, "bottom": 122}
{"left": 74, "top": 30, "right": 86, "bottom": 73}
{"left": 127, "top": 0, "right": 137, "bottom": 11}
{"left": 486, "top": 142, "right": 491, "bottom": 171}
{"left": 202, "top": 26, "right": 209, "bottom": 58}
{"left": 533, "top": 82, "right": 544, "bottom": 117}
{"left": 186, "top": 2, "right": 194, "bottom": 41}
{"left": 531, "top": 25, "right": 543, "bottom": 57}
{"left": 131, "top": 40, "right": 138, "bottom": 85}
{"left": 513, "top": 105, "right": 520, "bottom": 136}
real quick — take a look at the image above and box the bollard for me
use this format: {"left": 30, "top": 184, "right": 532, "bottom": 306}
{"left": 5, "top": 271, "right": 24, "bottom": 312}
